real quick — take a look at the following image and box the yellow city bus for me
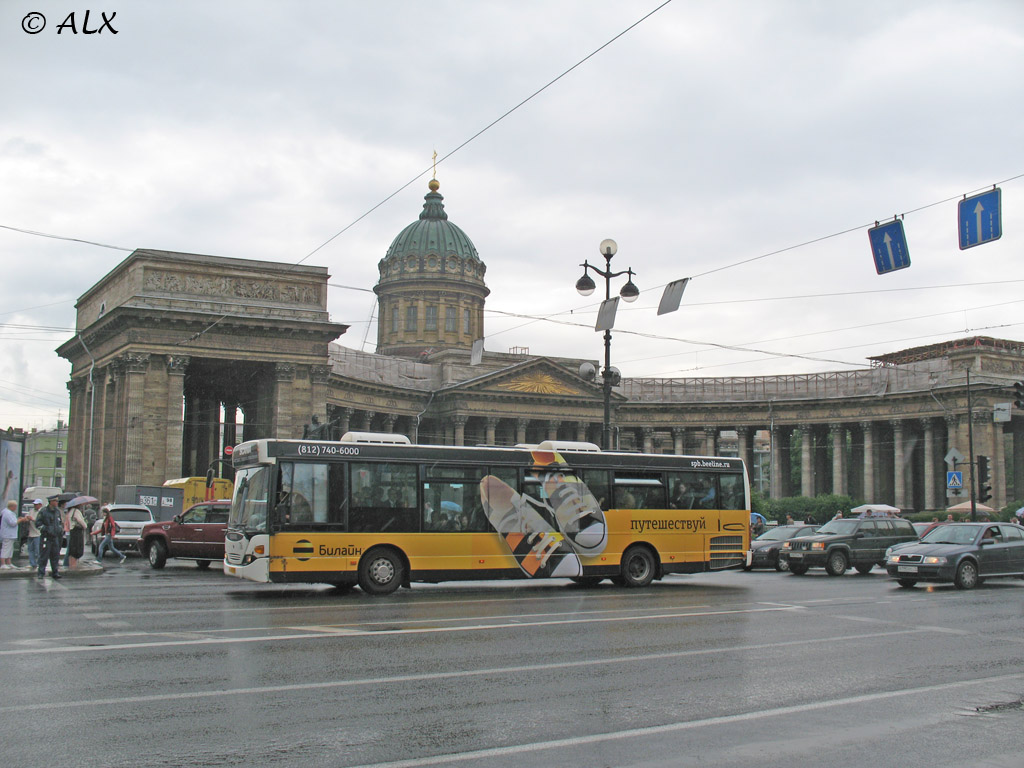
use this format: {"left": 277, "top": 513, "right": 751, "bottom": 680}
{"left": 223, "top": 433, "right": 750, "bottom": 594}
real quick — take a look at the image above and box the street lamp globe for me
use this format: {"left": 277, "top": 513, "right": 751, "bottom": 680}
{"left": 575, "top": 273, "right": 596, "bottom": 296}
{"left": 619, "top": 276, "right": 639, "bottom": 302}
{"left": 599, "top": 239, "right": 617, "bottom": 257}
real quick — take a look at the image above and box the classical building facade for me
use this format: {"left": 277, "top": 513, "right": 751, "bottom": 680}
{"left": 24, "top": 421, "right": 69, "bottom": 490}
{"left": 58, "top": 183, "right": 1024, "bottom": 512}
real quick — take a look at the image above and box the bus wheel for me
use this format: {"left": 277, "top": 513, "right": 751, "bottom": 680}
{"left": 570, "top": 576, "right": 604, "bottom": 587}
{"left": 358, "top": 548, "right": 404, "bottom": 596}
{"left": 196, "top": 560, "right": 211, "bottom": 570}
{"left": 619, "top": 546, "right": 656, "bottom": 588}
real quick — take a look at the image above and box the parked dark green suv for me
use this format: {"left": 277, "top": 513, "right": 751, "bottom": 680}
{"left": 781, "top": 516, "right": 918, "bottom": 576}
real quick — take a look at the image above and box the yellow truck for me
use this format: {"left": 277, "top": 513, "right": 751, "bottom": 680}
{"left": 163, "top": 476, "right": 233, "bottom": 509}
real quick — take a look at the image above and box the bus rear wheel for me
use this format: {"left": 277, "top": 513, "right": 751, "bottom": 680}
{"left": 358, "top": 547, "right": 404, "bottom": 596}
{"left": 619, "top": 546, "right": 656, "bottom": 588}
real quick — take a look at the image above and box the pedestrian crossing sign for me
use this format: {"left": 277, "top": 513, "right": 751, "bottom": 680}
{"left": 946, "top": 471, "right": 963, "bottom": 490}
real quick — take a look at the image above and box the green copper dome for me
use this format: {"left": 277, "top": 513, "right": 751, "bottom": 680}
{"left": 383, "top": 181, "right": 480, "bottom": 263}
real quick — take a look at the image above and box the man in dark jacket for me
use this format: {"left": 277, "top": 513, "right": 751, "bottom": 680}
{"left": 36, "top": 496, "right": 63, "bottom": 579}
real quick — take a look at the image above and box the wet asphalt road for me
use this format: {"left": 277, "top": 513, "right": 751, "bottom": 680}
{"left": 2, "top": 558, "right": 1024, "bottom": 768}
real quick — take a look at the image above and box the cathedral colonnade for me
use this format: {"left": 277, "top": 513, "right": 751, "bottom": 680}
{"left": 58, "top": 249, "right": 1024, "bottom": 516}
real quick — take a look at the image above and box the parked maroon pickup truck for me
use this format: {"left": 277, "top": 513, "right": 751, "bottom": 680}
{"left": 140, "top": 500, "right": 230, "bottom": 569}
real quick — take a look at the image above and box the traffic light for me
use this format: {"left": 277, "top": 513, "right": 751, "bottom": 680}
{"left": 1015, "top": 381, "right": 1024, "bottom": 409}
{"left": 977, "top": 455, "right": 992, "bottom": 504}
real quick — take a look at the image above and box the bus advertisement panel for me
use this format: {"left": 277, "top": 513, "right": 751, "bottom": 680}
{"left": 224, "top": 436, "right": 749, "bottom": 594}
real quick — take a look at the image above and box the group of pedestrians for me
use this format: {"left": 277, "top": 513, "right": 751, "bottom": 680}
{"left": 0, "top": 495, "right": 128, "bottom": 577}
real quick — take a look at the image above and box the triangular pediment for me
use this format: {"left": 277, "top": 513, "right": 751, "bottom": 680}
{"left": 442, "top": 357, "right": 613, "bottom": 399}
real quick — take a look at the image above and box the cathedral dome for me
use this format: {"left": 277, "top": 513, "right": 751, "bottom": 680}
{"left": 383, "top": 179, "right": 481, "bottom": 264}
{"left": 374, "top": 181, "right": 488, "bottom": 358}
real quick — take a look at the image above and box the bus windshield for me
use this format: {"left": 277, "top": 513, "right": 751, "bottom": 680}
{"left": 228, "top": 466, "right": 270, "bottom": 533}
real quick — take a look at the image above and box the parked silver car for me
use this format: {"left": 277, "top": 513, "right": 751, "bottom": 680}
{"left": 97, "top": 503, "right": 156, "bottom": 554}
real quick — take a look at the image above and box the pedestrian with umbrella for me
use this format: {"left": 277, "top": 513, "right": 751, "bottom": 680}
{"left": 63, "top": 497, "right": 93, "bottom": 570}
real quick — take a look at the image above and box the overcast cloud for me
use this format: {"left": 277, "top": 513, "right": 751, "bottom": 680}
{"left": 1, "top": 0, "right": 1022, "bottom": 429}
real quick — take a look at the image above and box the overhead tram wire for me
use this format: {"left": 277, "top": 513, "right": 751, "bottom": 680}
{"left": 486, "top": 172, "right": 1024, "bottom": 345}
{"left": 293, "top": 0, "right": 677, "bottom": 269}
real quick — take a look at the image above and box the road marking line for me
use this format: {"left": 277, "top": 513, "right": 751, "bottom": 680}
{"left": 345, "top": 672, "right": 1024, "bottom": 768}
{"left": 0, "top": 604, "right": 800, "bottom": 656}
{"left": 0, "top": 628, "right": 925, "bottom": 714}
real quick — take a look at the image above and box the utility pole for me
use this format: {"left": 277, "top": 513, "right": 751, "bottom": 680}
{"left": 966, "top": 368, "right": 977, "bottom": 521}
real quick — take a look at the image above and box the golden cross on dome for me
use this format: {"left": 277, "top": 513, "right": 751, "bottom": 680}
{"left": 432, "top": 150, "right": 437, "bottom": 180}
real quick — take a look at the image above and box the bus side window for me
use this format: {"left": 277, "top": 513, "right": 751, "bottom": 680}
{"left": 614, "top": 487, "right": 637, "bottom": 509}
{"left": 719, "top": 474, "right": 744, "bottom": 510}
{"left": 580, "top": 470, "right": 610, "bottom": 510}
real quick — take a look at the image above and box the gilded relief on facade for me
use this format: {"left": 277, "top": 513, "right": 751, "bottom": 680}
{"left": 496, "top": 373, "right": 583, "bottom": 395}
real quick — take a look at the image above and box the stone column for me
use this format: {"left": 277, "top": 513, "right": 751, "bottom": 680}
{"left": 310, "top": 365, "right": 331, "bottom": 427}
{"left": 515, "top": 418, "right": 528, "bottom": 445}
{"left": 861, "top": 421, "right": 875, "bottom": 501}
{"left": 66, "top": 378, "right": 88, "bottom": 495}
{"left": 165, "top": 355, "right": 189, "bottom": 479}
{"left": 921, "top": 417, "right": 937, "bottom": 512}
{"left": 485, "top": 417, "right": 498, "bottom": 446}
{"left": 800, "top": 425, "right": 813, "bottom": 497}
{"left": 272, "top": 363, "right": 296, "bottom": 439}
{"left": 453, "top": 415, "right": 467, "bottom": 446}
{"left": 547, "top": 420, "right": 561, "bottom": 442}
{"left": 672, "top": 427, "right": 686, "bottom": 456}
{"left": 359, "top": 410, "right": 375, "bottom": 432}
{"left": 575, "top": 422, "right": 587, "bottom": 443}
{"left": 830, "top": 423, "right": 846, "bottom": 496}
{"left": 642, "top": 427, "right": 655, "bottom": 454}
{"left": 704, "top": 426, "right": 717, "bottom": 456}
{"left": 336, "top": 407, "right": 353, "bottom": 437}
{"left": 770, "top": 424, "right": 789, "bottom": 499}
{"left": 738, "top": 427, "right": 753, "bottom": 473}
{"left": 123, "top": 353, "right": 151, "bottom": 484}
{"left": 892, "top": 419, "right": 907, "bottom": 509}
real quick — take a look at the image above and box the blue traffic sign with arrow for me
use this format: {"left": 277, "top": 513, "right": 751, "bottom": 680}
{"left": 958, "top": 188, "right": 1002, "bottom": 249}
{"left": 868, "top": 219, "right": 910, "bottom": 275}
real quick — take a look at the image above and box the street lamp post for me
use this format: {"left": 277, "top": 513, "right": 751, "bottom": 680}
{"left": 575, "top": 238, "right": 639, "bottom": 450}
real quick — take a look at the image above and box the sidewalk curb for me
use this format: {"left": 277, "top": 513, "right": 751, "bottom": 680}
{"left": 1, "top": 559, "right": 107, "bottom": 578}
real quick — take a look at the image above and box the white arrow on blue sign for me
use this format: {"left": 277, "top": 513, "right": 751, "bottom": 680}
{"left": 958, "top": 188, "right": 1002, "bottom": 250}
{"left": 868, "top": 219, "right": 910, "bottom": 275}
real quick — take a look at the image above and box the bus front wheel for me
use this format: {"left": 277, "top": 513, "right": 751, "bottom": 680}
{"left": 619, "top": 546, "right": 656, "bottom": 588}
{"left": 358, "top": 548, "right": 404, "bottom": 596}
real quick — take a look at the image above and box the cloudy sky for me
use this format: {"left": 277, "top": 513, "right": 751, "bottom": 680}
{"left": 2, "top": 0, "right": 1022, "bottom": 430}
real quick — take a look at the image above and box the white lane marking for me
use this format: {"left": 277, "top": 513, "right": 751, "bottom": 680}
{"left": 1, "top": 602, "right": 721, "bottom": 648}
{"left": 0, "top": 628, "right": 924, "bottom": 714}
{"left": 344, "top": 672, "right": 1024, "bottom": 768}
{"left": 0, "top": 604, "right": 800, "bottom": 656}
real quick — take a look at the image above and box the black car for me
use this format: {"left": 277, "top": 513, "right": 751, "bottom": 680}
{"left": 781, "top": 516, "right": 918, "bottom": 576}
{"left": 885, "top": 522, "right": 1024, "bottom": 589}
{"left": 745, "top": 525, "right": 819, "bottom": 571}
